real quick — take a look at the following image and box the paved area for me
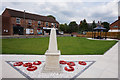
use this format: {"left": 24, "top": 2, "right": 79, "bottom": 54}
{"left": 0, "top": 41, "right": 119, "bottom": 79}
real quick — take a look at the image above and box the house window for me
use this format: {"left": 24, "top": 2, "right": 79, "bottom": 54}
{"left": 26, "top": 28, "right": 34, "bottom": 34}
{"left": 28, "top": 20, "right": 32, "bottom": 25}
{"left": 4, "top": 29, "right": 8, "bottom": 33}
{"left": 38, "top": 21, "right": 41, "bottom": 26}
{"left": 54, "top": 23, "right": 56, "bottom": 27}
{"left": 51, "top": 23, "right": 54, "bottom": 27}
{"left": 16, "top": 18, "right": 20, "bottom": 24}
{"left": 113, "top": 26, "right": 118, "bottom": 28}
{"left": 46, "top": 22, "right": 48, "bottom": 27}
{"left": 6, "top": 30, "right": 8, "bottom": 32}
{"left": 51, "top": 23, "right": 54, "bottom": 25}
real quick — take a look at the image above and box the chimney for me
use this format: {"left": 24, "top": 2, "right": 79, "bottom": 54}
{"left": 98, "top": 21, "right": 99, "bottom": 23}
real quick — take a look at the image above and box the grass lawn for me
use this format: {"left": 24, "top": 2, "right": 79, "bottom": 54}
{"left": 2, "top": 37, "right": 117, "bottom": 55}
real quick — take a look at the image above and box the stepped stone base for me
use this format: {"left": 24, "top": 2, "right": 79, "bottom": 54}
{"left": 42, "top": 50, "right": 61, "bottom": 73}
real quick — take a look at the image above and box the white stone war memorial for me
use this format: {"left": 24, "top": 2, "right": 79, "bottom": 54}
{"left": 43, "top": 28, "right": 61, "bottom": 72}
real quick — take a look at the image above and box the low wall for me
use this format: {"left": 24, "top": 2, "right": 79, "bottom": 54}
{"left": 1, "top": 34, "right": 71, "bottom": 39}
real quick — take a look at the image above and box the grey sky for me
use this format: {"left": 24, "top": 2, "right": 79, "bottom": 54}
{"left": 0, "top": 0, "right": 119, "bottom": 24}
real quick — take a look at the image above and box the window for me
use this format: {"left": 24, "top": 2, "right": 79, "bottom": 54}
{"left": 51, "top": 23, "right": 54, "bottom": 25}
{"left": 3, "top": 29, "right": 8, "bottom": 33}
{"left": 6, "top": 30, "right": 8, "bottom": 32}
{"left": 38, "top": 21, "right": 41, "bottom": 26}
{"left": 54, "top": 23, "right": 56, "bottom": 27}
{"left": 16, "top": 18, "right": 20, "bottom": 24}
{"left": 113, "top": 26, "right": 118, "bottom": 28}
{"left": 46, "top": 22, "right": 48, "bottom": 27}
{"left": 51, "top": 23, "right": 54, "bottom": 27}
{"left": 26, "top": 28, "right": 34, "bottom": 34}
{"left": 28, "top": 20, "right": 32, "bottom": 25}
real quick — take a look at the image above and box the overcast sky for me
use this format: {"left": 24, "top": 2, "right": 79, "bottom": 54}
{"left": 0, "top": 0, "right": 119, "bottom": 24}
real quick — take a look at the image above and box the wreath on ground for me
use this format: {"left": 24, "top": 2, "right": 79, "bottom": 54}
{"left": 64, "top": 65, "right": 74, "bottom": 71}
{"left": 33, "top": 61, "right": 42, "bottom": 65}
{"left": 60, "top": 60, "right": 75, "bottom": 72}
{"left": 27, "top": 66, "right": 37, "bottom": 71}
{"left": 59, "top": 60, "right": 67, "bottom": 64}
{"left": 78, "top": 61, "right": 87, "bottom": 65}
{"left": 67, "top": 62, "right": 75, "bottom": 66}
{"left": 13, "top": 61, "right": 42, "bottom": 71}
{"left": 23, "top": 62, "right": 33, "bottom": 67}
{"left": 13, "top": 62, "right": 23, "bottom": 66}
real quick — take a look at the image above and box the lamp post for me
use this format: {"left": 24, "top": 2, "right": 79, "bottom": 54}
{"left": 24, "top": 10, "right": 26, "bottom": 35}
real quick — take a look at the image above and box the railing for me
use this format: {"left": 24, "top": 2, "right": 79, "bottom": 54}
{"left": 77, "top": 32, "right": 120, "bottom": 39}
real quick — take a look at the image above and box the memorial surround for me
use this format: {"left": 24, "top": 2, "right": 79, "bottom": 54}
{"left": 6, "top": 28, "right": 95, "bottom": 78}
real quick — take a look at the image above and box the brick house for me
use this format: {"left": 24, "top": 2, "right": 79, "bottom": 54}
{"left": 2, "top": 8, "right": 59, "bottom": 35}
{"left": 109, "top": 16, "right": 120, "bottom": 32}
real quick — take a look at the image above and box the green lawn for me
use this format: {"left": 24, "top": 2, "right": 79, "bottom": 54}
{"left": 2, "top": 37, "right": 117, "bottom": 55}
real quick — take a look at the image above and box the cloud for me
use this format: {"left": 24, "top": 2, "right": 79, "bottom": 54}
{"left": 1, "top": 0, "right": 119, "bottom": 24}
{"left": 1, "top": 0, "right": 117, "bottom": 2}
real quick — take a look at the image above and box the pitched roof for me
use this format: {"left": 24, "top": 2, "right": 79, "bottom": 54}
{"left": 94, "top": 26, "right": 106, "bottom": 30}
{"left": 4, "top": 8, "right": 59, "bottom": 23}
{"left": 110, "top": 19, "right": 119, "bottom": 26}
{"left": 110, "top": 16, "right": 120, "bottom": 26}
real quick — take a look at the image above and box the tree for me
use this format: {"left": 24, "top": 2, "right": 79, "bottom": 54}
{"left": 79, "top": 21, "right": 82, "bottom": 31}
{"left": 59, "top": 24, "right": 65, "bottom": 31}
{"left": 79, "top": 19, "right": 88, "bottom": 32}
{"left": 64, "top": 23, "right": 69, "bottom": 33}
{"left": 59, "top": 23, "right": 70, "bottom": 33}
{"left": 101, "top": 22, "right": 110, "bottom": 32}
{"left": 47, "top": 15, "right": 56, "bottom": 20}
{"left": 68, "top": 21, "right": 79, "bottom": 33}
{"left": 91, "top": 20, "right": 96, "bottom": 31}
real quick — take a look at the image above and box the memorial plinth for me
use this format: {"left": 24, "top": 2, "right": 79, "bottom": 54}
{"left": 42, "top": 28, "right": 61, "bottom": 73}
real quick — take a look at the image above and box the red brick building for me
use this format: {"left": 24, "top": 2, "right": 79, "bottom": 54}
{"left": 109, "top": 16, "right": 120, "bottom": 32}
{"left": 2, "top": 8, "right": 59, "bottom": 35}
